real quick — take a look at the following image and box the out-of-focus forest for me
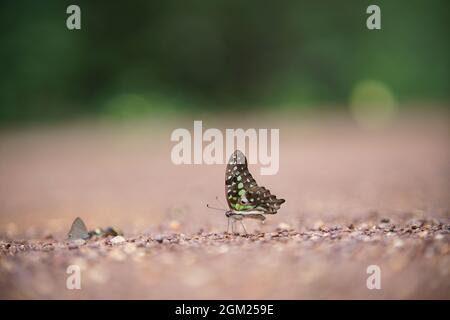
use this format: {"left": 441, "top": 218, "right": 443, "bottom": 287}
{"left": 0, "top": 0, "right": 448, "bottom": 124}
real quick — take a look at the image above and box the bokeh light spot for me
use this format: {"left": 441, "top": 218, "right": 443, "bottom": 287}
{"left": 349, "top": 80, "right": 397, "bottom": 130}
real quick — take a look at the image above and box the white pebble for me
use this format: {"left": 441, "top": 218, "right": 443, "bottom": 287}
{"left": 72, "top": 239, "right": 86, "bottom": 246}
{"left": 110, "top": 235, "right": 126, "bottom": 245}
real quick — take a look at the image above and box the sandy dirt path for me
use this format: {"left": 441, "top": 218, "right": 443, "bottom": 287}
{"left": 0, "top": 111, "right": 449, "bottom": 299}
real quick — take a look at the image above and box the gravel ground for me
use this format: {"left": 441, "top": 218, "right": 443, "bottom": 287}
{"left": 1, "top": 217, "right": 449, "bottom": 299}
{"left": 0, "top": 112, "right": 449, "bottom": 299}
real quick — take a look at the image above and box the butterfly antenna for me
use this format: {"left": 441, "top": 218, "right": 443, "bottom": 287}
{"left": 206, "top": 204, "right": 226, "bottom": 212}
{"left": 215, "top": 196, "right": 227, "bottom": 210}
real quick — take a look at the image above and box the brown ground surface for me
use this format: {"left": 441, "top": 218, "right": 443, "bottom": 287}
{"left": 0, "top": 110, "right": 449, "bottom": 299}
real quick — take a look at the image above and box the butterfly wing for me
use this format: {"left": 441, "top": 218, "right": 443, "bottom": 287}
{"left": 246, "top": 186, "right": 285, "bottom": 214}
{"left": 225, "top": 150, "right": 258, "bottom": 211}
{"left": 225, "top": 150, "right": 285, "bottom": 214}
{"left": 68, "top": 217, "right": 90, "bottom": 240}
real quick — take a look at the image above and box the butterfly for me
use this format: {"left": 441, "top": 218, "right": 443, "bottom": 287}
{"left": 67, "top": 217, "right": 122, "bottom": 240}
{"left": 67, "top": 217, "right": 90, "bottom": 240}
{"left": 209, "top": 150, "right": 285, "bottom": 234}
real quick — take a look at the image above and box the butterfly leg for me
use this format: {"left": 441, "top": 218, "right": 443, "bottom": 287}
{"left": 226, "top": 218, "right": 230, "bottom": 234}
{"left": 234, "top": 220, "right": 241, "bottom": 235}
{"left": 239, "top": 220, "right": 248, "bottom": 235}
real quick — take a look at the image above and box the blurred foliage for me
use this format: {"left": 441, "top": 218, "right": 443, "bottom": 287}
{"left": 0, "top": 0, "right": 448, "bottom": 124}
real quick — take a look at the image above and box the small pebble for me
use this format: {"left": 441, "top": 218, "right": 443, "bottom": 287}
{"left": 313, "top": 220, "right": 325, "bottom": 230}
{"left": 277, "top": 222, "right": 291, "bottom": 230}
{"left": 435, "top": 234, "right": 444, "bottom": 240}
{"left": 154, "top": 235, "right": 164, "bottom": 243}
{"left": 110, "top": 236, "right": 126, "bottom": 245}
{"left": 73, "top": 239, "right": 86, "bottom": 246}
{"left": 393, "top": 239, "right": 404, "bottom": 248}
{"left": 169, "top": 220, "right": 181, "bottom": 231}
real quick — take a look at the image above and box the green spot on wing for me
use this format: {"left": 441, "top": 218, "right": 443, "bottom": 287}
{"left": 235, "top": 203, "right": 254, "bottom": 211}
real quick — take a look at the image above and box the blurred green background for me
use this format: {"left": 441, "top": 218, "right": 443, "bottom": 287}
{"left": 0, "top": 0, "right": 448, "bottom": 124}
